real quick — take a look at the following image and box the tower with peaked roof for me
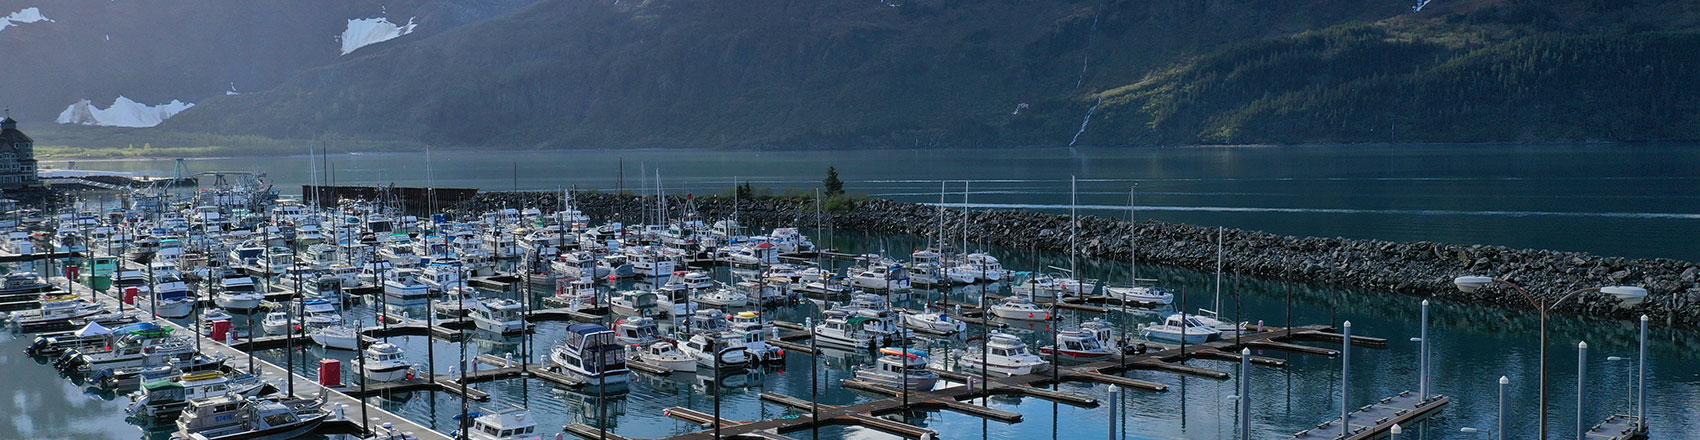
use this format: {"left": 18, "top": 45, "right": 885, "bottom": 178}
{"left": 0, "top": 116, "right": 41, "bottom": 189}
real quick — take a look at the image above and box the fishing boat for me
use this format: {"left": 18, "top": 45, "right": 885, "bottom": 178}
{"left": 6, "top": 295, "right": 108, "bottom": 330}
{"left": 309, "top": 323, "right": 360, "bottom": 350}
{"left": 1104, "top": 284, "right": 1175, "bottom": 305}
{"left": 597, "top": 254, "right": 636, "bottom": 279}
{"left": 848, "top": 263, "right": 913, "bottom": 292}
{"left": 812, "top": 308, "right": 903, "bottom": 349}
{"left": 299, "top": 298, "right": 343, "bottom": 327}
{"left": 137, "top": 272, "right": 197, "bottom": 319}
{"left": 434, "top": 286, "right": 482, "bottom": 318}
{"left": 126, "top": 370, "right": 275, "bottom": 420}
{"left": 542, "top": 277, "right": 598, "bottom": 311}
{"left": 609, "top": 290, "right": 658, "bottom": 317}
{"left": 988, "top": 295, "right": 1051, "bottom": 321}
{"left": 953, "top": 253, "right": 1009, "bottom": 282}
{"left": 361, "top": 342, "right": 416, "bottom": 382}
{"left": 632, "top": 341, "right": 697, "bottom": 373}
{"left": 0, "top": 272, "right": 52, "bottom": 295}
{"left": 849, "top": 347, "right": 938, "bottom": 391}
{"left": 1139, "top": 313, "right": 1222, "bottom": 344}
{"left": 732, "top": 329, "right": 785, "bottom": 363}
{"left": 678, "top": 332, "right": 750, "bottom": 368}
{"left": 618, "top": 246, "right": 674, "bottom": 279}
{"left": 61, "top": 327, "right": 197, "bottom": 373}
{"left": 693, "top": 288, "right": 749, "bottom": 308}
{"left": 214, "top": 270, "right": 262, "bottom": 311}
{"left": 612, "top": 316, "right": 661, "bottom": 346}
{"left": 548, "top": 323, "right": 630, "bottom": 384}
{"left": 902, "top": 309, "right": 966, "bottom": 334}
{"left": 457, "top": 407, "right": 543, "bottom": 440}
{"left": 171, "top": 393, "right": 328, "bottom": 440}
{"left": 382, "top": 268, "right": 432, "bottom": 303}
{"left": 550, "top": 251, "right": 607, "bottom": 280}
{"left": 469, "top": 298, "right": 526, "bottom": 334}
{"left": 259, "top": 311, "right": 294, "bottom": 335}
{"left": 961, "top": 333, "right": 1050, "bottom": 377}
{"left": 1039, "top": 329, "right": 1114, "bottom": 363}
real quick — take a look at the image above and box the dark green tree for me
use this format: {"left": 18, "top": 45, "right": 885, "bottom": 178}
{"left": 823, "top": 167, "right": 844, "bottom": 196}
{"left": 736, "top": 181, "right": 755, "bottom": 200}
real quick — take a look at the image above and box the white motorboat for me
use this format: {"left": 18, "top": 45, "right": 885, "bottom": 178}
{"left": 609, "top": 290, "right": 658, "bottom": 317}
{"left": 693, "top": 288, "right": 749, "bottom": 308}
{"left": 214, "top": 271, "right": 263, "bottom": 312}
{"left": 612, "top": 316, "right": 661, "bottom": 346}
{"left": 848, "top": 347, "right": 938, "bottom": 391}
{"left": 458, "top": 407, "right": 543, "bottom": 440}
{"left": 6, "top": 295, "right": 108, "bottom": 330}
{"left": 260, "top": 311, "right": 294, "bottom": 335}
{"left": 1039, "top": 329, "right": 1114, "bottom": 363}
{"left": 172, "top": 393, "right": 328, "bottom": 440}
{"left": 1140, "top": 313, "right": 1222, "bottom": 344}
{"left": 902, "top": 309, "right": 966, "bottom": 334}
{"left": 309, "top": 323, "right": 360, "bottom": 350}
{"left": 961, "top": 332, "right": 1050, "bottom": 377}
{"left": 382, "top": 268, "right": 432, "bottom": 303}
{"left": 470, "top": 298, "right": 526, "bottom": 334}
{"left": 954, "top": 253, "right": 1009, "bottom": 282}
{"left": 622, "top": 246, "right": 677, "bottom": 278}
{"left": 300, "top": 298, "right": 343, "bottom": 327}
{"left": 542, "top": 277, "right": 598, "bottom": 311}
{"left": 632, "top": 341, "right": 697, "bottom": 373}
{"left": 812, "top": 308, "right": 903, "bottom": 349}
{"left": 548, "top": 323, "right": 630, "bottom": 384}
{"left": 361, "top": 342, "right": 416, "bottom": 382}
{"left": 136, "top": 273, "right": 197, "bottom": 319}
{"left": 126, "top": 370, "right": 274, "bottom": 420}
{"left": 989, "top": 295, "right": 1051, "bottom": 321}
{"left": 434, "top": 286, "right": 482, "bottom": 318}
{"left": 848, "top": 263, "right": 912, "bottom": 292}
{"left": 1104, "top": 284, "right": 1175, "bottom": 305}
{"left": 678, "top": 333, "right": 750, "bottom": 368}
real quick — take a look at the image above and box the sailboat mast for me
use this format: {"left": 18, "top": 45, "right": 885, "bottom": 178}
{"left": 937, "top": 180, "right": 945, "bottom": 250}
{"left": 1215, "top": 226, "right": 1223, "bottom": 314}
{"left": 1071, "top": 176, "right": 1078, "bottom": 289}
{"left": 1129, "top": 186, "right": 1137, "bottom": 284}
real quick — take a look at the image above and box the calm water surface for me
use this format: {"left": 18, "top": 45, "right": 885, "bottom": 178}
{"left": 11, "top": 145, "right": 1699, "bottom": 439}
{"left": 47, "top": 144, "right": 1700, "bottom": 261}
{"left": 3, "top": 232, "right": 1697, "bottom": 440}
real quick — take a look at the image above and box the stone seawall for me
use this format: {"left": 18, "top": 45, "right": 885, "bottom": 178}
{"left": 454, "top": 192, "right": 1700, "bottom": 326}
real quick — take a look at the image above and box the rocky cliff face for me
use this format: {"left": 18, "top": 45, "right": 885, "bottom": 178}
{"left": 456, "top": 191, "right": 1700, "bottom": 326}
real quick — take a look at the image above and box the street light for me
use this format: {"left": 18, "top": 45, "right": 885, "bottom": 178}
{"left": 1451, "top": 275, "right": 1647, "bottom": 439}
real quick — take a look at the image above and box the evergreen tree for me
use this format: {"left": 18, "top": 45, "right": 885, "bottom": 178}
{"left": 823, "top": 167, "right": 844, "bottom": 196}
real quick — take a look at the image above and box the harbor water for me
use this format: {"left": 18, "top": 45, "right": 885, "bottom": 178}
{"left": 9, "top": 144, "right": 1699, "bottom": 439}
{"left": 3, "top": 230, "right": 1697, "bottom": 439}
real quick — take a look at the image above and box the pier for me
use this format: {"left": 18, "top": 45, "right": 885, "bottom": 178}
{"left": 47, "top": 275, "right": 454, "bottom": 440}
{"left": 563, "top": 323, "right": 1433, "bottom": 440}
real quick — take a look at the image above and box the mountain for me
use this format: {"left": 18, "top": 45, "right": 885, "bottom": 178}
{"left": 0, "top": 0, "right": 531, "bottom": 128}
{"left": 20, "top": 0, "right": 1700, "bottom": 152}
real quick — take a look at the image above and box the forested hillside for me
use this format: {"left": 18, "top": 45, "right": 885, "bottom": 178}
{"left": 23, "top": 0, "right": 1700, "bottom": 152}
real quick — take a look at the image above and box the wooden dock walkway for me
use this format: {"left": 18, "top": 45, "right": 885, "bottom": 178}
{"left": 49, "top": 276, "right": 453, "bottom": 440}
{"left": 1290, "top": 391, "right": 1449, "bottom": 440}
{"left": 1584, "top": 414, "right": 1648, "bottom": 439}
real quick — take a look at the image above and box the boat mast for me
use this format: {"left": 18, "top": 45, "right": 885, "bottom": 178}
{"left": 1214, "top": 226, "right": 1223, "bottom": 315}
{"left": 1071, "top": 176, "right": 1077, "bottom": 297}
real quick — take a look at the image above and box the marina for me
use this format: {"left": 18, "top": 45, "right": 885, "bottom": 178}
{"left": 0, "top": 171, "right": 1686, "bottom": 440}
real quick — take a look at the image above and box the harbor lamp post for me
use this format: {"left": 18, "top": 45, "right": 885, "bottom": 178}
{"left": 1452, "top": 276, "right": 1647, "bottom": 439}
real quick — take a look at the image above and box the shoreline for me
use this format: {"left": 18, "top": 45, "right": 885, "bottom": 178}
{"left": 33, "top": 140, "right": 1688, "bottom": 161}
{"left": 452, "top": 191, "right": 1700, "bottom": 326}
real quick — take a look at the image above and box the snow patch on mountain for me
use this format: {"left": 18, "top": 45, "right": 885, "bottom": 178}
{"left": 339, "top": 16, "right": 417, "bottom": 55}
{"left": 0, "top": 7, "right": 53, "bottom": 33}
{"left": 55, "top": 97, "right": 195, "bottom": 128}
